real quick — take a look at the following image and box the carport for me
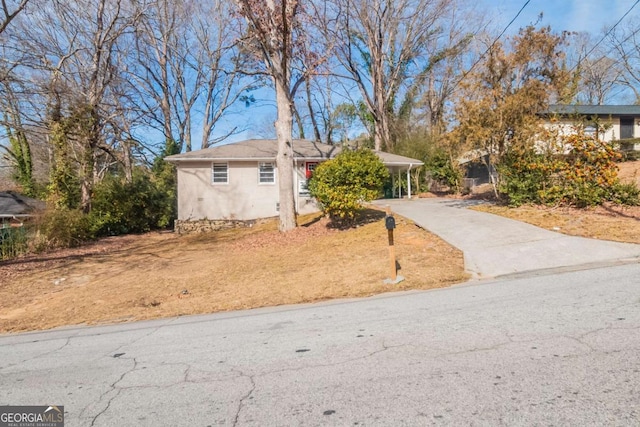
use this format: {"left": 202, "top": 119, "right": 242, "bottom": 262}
{"left": 375, "top": 151, "right": 424, "bottom": 199}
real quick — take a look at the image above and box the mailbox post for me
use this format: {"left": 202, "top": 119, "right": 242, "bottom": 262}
{"left": 384, "top": 205, "right": 404, "bottom": 284}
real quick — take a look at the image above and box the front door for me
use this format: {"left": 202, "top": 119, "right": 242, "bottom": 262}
{"left": 620, "top": 116, "right": 634, "bottom": 139}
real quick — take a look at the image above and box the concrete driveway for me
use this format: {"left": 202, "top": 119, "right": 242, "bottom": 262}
{"left": 376, "top": 198, "right": 640, "bottom": 278}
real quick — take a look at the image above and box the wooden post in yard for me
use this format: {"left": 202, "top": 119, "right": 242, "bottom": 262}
{"left": 383, "top": 205, "right": 403, "bottom": 284}
{"left": 386, "top": 206, "right": 396, "bottom": 281}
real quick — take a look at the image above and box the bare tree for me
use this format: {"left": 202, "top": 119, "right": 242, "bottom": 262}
{"left": 9, "top": 0, "right": 142, "bottom": 210}
{"left": 578, "top": 56, "right": 624, "bottom": 104}
{"left": 564, "top": 32, "right": 624, "bottom": 105}
{"left": 0, "top": 74, "right": 34, "bottom": 194}
{"left": 607, "top": 21, "right": 640, "bottom": 103}
{"left": 328, "top": 0, "right": 471, "bottom": 151}
{"left": 234, "top": 0, "right": 328, "bottom": 232}
{"left": 131, "top": 0, "right": 249, "bottom": 153}
{"left": 0, "top": 0, "right": 30, "bottom": 35}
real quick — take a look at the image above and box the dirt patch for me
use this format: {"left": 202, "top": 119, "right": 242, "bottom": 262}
{"left": 0, "top": 211, "right": 467, "bottom": 334}
{"left": 618, "top": 159, "right": 640, "bottom": 187}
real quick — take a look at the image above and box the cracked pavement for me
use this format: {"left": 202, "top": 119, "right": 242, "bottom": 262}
{"left": 1, "top": 262, "right": 639, "bottom": 426}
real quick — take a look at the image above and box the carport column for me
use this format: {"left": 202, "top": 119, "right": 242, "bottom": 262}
{"left": 398, "top": 170, "right": 402, "bottom": 198}
{"left": 407, "top": 165, "right": 412, "bottom": 199}
{"left": 391, "top": 173, "right": 395, "bottom": 198}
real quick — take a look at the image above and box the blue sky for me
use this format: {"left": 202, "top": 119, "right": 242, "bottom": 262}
{"left": 485, "top": 0, "right": 636, "bottom": 34}
{"left": 225, "top": 0, "right": 640, "bottom": 144}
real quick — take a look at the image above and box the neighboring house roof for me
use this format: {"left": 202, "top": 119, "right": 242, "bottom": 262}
{"left": 165, "top": 139, "right": 424, "bottom": 168}
{"left": 457, "top": 149, "right": 489, "bottom": 165}
{"left": 544, "top": 105, "right": 640, "bottom": 116}
{"left": 0, "top": 191, "right": 45, "bottom": 218}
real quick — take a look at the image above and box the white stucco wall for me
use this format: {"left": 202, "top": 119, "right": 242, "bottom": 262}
{"left": 542, "top": 117, "right": 639, "bottom": 143}
{"left": 176, "top": 160, "right": 321, "bottom": 221}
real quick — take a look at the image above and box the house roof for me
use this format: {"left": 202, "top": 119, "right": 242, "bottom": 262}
{"left": 165, "top": 139, "right": 424, "bottom": 168}
{"left": 0, "top": 191, "right": 45, "bottom": 218}
{"left": 544, "top": 105, "right": 640, "bottom": 116}
{"left": 165, "top": 139, "right": 340, "bottom": 162}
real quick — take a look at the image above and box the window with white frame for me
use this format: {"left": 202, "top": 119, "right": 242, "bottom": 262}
{"left": 259, "top": 162, "right": 275, "bottom": 184}
{"left": 211, "top": 162, "right": 228, "bottom": 184}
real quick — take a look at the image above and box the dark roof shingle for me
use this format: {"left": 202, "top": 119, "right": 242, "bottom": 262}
{"left": 545, "top": 105, "right": 640, "bottom": 116}
{"left": 0, "top": 191, "right": 45, "bottom": 217}
{"left": 165, "top": 139, "right": 424, "bottom": 167}
{"left": 165, "top": 139, "right": 340, "bottom": 161}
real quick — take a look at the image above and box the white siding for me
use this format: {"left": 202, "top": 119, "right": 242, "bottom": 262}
{"left": 177, "top": 160, "right": 321, "bottom": 221}
{"left": 542, "top": 117, "right": 638, "bottom": 143}
{"left": 177, "top": 161, "right": 278, "bottom": 220}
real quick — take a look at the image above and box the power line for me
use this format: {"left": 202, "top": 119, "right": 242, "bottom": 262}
{"left": 579, "top": 23, "right": 640, "bottom": 74}
{"left": 453, "top": 0, "right": 531, "bottom": 90}
{"left": 571, "top": 0, "right": 640, "bottom": 73}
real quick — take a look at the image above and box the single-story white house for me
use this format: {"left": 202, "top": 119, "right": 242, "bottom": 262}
{"left": 542, "top": 105, "right": 640, "bottom": 149}
{"left": 165, "top": 139, "right": 423, "bottom": 232}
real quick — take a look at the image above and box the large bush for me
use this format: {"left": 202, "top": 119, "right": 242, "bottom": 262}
{"left": 35, "top": 207, "right": 94, "bottom": 250}
{"left": 424, "top": 148, "right": 462, "bottom": 192}
{"left": 31, "top": 168, "right": 174, "bottom": 252}
{"left": 89, "top": 169, "right": 173, "bottom": 236}
{"left": 498, "top": 132, "right": 639, "bottom": 207}
{"left": 308, "top": 148, "right": 389, "bottom": 222}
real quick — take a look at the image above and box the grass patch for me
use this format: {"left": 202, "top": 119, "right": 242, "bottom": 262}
{"left": 0, "top": 211, "right": 467, "bottom": 333}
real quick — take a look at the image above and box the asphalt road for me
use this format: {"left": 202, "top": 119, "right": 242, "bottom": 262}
{"left": 1, "top": 263, "right": 639, "bottom": 426}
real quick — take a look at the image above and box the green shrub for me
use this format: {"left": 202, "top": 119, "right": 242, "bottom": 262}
{"left": 609, "top": 182, "right": 640, "bottom": 206}
{"left": 619, "top": 150, "right": 640, "bottom": 162}
{"left": 89, "top": 169, "right": 172, "bottom": 236}
{"left": 36, "top": 207, "right": 94, "bottom": 250}
{"left": 424, "top": 149, "right": 462, "bottom": 192}
{"left": 497, "top": 151, "right": 557, "bottom": 206}
{"left": 0, "top": 226, "right": 29, "bottom": 260}
{"left": 33, "top": 167, "right": 176, "bottom": 251}
{"left": 308, "top": 148, "right": 389, "bottom": 223}
{"left": 498, "top": 132, "right": 639, "bottom": 207}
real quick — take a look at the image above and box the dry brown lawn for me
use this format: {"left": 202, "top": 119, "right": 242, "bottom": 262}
{"left": 4, "top": 161, "right": 640, "bottom": 335}
{"left": 473, "top": 160, "right": 640, "bottom": 243}
{"left": 0, "top": 211, "right": 467, "bottom": 334}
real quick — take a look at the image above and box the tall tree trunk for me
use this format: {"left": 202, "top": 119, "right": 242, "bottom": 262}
{"left": 274, "top": 78, "right": 297, "bottom": 232}
{"left": 373, "top": 113, "right": 392, "bottom": 151}
{"left": 305, "top": 77, "right": 322, "bottom": 142}
{"left": 123, "top": 139, "right": 133, "bottom": 183}
{"left": 293, "top": 106, "right": 305, "bottom": 139}
{"left": 80, "top": 143, "right": 95, "bottom": 213}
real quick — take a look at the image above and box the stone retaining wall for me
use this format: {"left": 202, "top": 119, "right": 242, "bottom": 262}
{"left": 174, "top": 217, "right": 275, "bottom": 234}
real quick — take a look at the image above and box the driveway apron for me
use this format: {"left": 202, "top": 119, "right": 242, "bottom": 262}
{"left": 375, "top": 198, "right": 640, "bottom": 278}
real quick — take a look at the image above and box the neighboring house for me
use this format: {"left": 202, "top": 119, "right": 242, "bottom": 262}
{"left": 542, "top": 105, "right": 640, "bottom": 149}
{"left": 0, "top": 191, "right": 45, "bottom": 228}
{"left": 165, "top": 139, "right": 423, "bottom": 231}
{"left": 460, "top": 105, "right": 640, "bottom": 189}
